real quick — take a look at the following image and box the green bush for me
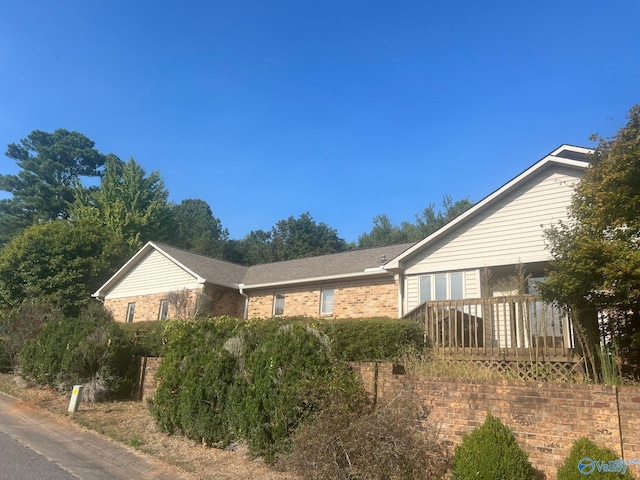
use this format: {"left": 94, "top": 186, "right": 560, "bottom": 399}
{"left": 314, "top": 317, "right": 425, "bottom": 362}
{"left": 118, "top": 321, "right": 167, "bottom": 357}
{"left": 151, "top": 317, "right": 366, "bottom": 462}
{"left": 0, "top": 298, "right": 61, "bottom": 372}
{"left": 19, "top": 313, "right": 136, "bottom": 400}
{"left": 452, "top": 413, "right": 536, "bottom": 480}
{"left": 557, "top": 437, "right": 634, "bottom": 479}
{"left": 240, "top": 324, "right": 338, "bottom": 460}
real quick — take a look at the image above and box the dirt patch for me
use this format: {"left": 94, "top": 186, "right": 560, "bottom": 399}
{"left": 0, "top": 374, "right": 299, "bottom": 480}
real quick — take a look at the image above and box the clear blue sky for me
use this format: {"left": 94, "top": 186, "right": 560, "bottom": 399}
{"left": 1, "top": 1, "right": 638, "bottom": 243}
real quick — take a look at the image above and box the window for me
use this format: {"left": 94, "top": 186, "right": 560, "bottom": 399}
{"left": 158, "top": 299, "right": 169, "bottom": 320}
{"left": 126, "top": 302, "right": 136, "bottom": 323}
{"left": 273, "top": 293, "right": 285, "bottom": 316}
{"left": 320, "top": 289, "right": 334, "bottom": 315}
{"left": 419, "top": 272, "right": 464, "bottom": 302}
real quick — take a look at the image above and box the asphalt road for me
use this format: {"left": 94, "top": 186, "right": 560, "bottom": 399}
{"left": 0, "top": 431, "right": 77, "bottom": 480}
{"left": 0, "top": 392, "right": 194, "bottom": 480}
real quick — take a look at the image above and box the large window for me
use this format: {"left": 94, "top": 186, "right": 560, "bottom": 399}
{"left": 273, "top": 293, "right": 285, "bottom": 316}
{"left": 419, "top": 272, "right": 463, "bottom": 302}
{"left": 320, "top": 288, "right": 334, "bottom": 315}
{"left": 158, "top": 299, "right": 169, "bottom": 320}
{"left": 126, "top": 302, "right": 136, "bottom": 323}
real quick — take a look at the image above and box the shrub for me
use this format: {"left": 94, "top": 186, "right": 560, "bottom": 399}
{"left": 315, "top": 317, "right": 426, "bottom": 361}
{"left": 0, "top": 298, "right": 61, "bottom": 372}
{"left": 279, "top": 389, "right": 447, "bottom": 479}
{"left": 557, "top": 437, "right": 634, "bottom": 479}
{"left": 239, "top": 323, "right": 338, "bottom": 460}
{"left": 151, "top": 317, "right": 366, "bottom": 462}
{"left": 19, "top": 313, "right": 136, "bottom": 400}
{"left": 118, "top": 321, "right": 167, "bottom": 357}
{"left": 452, "top": 413, "right": 536, "bottom": 480}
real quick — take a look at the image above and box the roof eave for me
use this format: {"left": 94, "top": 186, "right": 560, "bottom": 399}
{"left": 384, "top": 147, "right": 591, "bottom": 270}
{"left": 241, "top": 268, "right": 393, "bottom": 290}
{"left": 92, "top": 241, "right": 207, "bottom": 299}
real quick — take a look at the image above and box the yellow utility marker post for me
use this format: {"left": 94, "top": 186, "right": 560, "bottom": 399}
{"left": 68, "top": 385, "right": 83, "bottom": 413}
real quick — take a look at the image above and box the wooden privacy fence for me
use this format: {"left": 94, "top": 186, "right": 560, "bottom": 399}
{"left": 405, "top": 295, "right": 577, "bottom": 362}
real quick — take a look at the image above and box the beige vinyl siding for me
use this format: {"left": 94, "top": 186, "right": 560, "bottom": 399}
{"left": 105, "top": 250, "right": 201, "bottom": 299}
{"left": 404, "top": 166, "right": 582, "bottom": 274}
{"left": 405, "top": 269, "right": 480, "bottom": 313}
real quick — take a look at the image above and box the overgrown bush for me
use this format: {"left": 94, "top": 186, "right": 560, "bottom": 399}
{"left": 151, "top": 317, "right": 366, "bottom": 462}
{"left": 118, "top": 320, "right": 167, "bottom": 357}
{"left": 19, "top": 310, "right": 136, "bottom": 400}
{"left": 0, "top": 298, "right": 61, "bottom": 372}
{"left": 557, "top": 437, "right": 635, "bottom": 479}
{"left": 452, "top": 413, "right": 536, "bottom": 480}
{"left": 279, "top": 389, "right": 447, "bottom": 479}
{"left": 313, "top": 317, "right": 426, "bottom": 361}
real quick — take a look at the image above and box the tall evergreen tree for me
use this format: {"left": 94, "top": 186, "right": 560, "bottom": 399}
{"left": 0, "top": 129, "right": 108, "bottom": 244}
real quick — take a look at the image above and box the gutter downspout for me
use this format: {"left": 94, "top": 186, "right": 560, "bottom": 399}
{"left": 238, "top": 284, "right": 249, "bottom": 319}
{"left": 396, "top": 273, "right": 404, "bottom": 318}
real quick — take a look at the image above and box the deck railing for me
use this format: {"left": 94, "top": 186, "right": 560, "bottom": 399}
{"left": 405, "top": 295, "right": 576, "bottom": 362}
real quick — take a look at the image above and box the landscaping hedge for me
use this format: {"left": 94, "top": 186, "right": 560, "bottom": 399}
{"left": 150, "top": 317, "right": 365, "bottom": 461}
{"left": 20, "top": 316, "right": 136, "bottom": 399}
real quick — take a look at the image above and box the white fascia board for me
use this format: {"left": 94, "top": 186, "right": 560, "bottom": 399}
{"left": 550, "top": 144, "right": 593, "bottom": 157}
{"left": 384, "top": 148, "right": 591, "bottom": 271}
{"left": 92, "top": 241, "right": 207, "bottom": 298}
{"left": 241, "top": 269, "right": 392, "bottom": 290}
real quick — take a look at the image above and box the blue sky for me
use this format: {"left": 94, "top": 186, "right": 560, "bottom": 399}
{"left": 1, "top": 1, "right": 638, "bottom": 243}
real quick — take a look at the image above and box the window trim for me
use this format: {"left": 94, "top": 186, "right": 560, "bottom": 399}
{"left": 158, "top": 299, "right": 169, "bottom": 320}
{"left": 419, "top": 272, "right": 465, "bottom": 302}
{"left": 126, "top": 302, "right": 136, "bottom": 323}
{"left": 273, "top": 293, "right": 285, "bottom": 317}
{"left": 320, "top": 288, "right": 334, "bottom": 315}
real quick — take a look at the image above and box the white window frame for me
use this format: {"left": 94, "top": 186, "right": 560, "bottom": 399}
{"left": 273, "top": 293, "right": 285, "bottom": 316}
{"left": 320, "top": 288, "right": 334, "bottom": 315}
{"left": 158, "top": 299, "right": 169, "bottom": 320}
{"left": 126, "top": 302, "right": 136, "bottom": 323}
{"left": 419, "top": 272, "right": 464, "bottom": 302}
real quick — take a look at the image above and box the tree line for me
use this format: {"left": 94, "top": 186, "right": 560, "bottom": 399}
{"left": 2, "top": 105, "right": 639, "bottom": 378}
{"left": 0, "top": 128, "right": 472, "bottom": 315}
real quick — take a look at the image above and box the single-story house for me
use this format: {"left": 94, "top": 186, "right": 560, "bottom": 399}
{"left": 93, "top": 144, "right": 592, "bottom": 358}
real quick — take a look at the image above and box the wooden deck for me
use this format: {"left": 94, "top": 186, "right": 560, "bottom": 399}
{"left": 404, "top": 295, "right": 577, "bottom": 362}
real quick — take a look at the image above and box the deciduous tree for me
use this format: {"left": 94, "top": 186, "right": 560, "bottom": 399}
{"left": 72, "top": 157, "right": 172, "bottom": 251}
{"left": 233, "top": 213, "right": 348, "bottom": 265}
{"left": 0, "top": 218, "right": 127, "bottom": 316}
{"left": 541, "top": 105, "right": 640, "bottom": 376}
{"left": 358, "top": 195, "right": 474, "bottom": 248}
{"left": 169, "top": 199, "right": 229, "bottom": 257}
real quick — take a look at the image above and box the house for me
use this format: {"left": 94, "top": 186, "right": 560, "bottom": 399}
{"left": 93, "top": 144, "right": 592, "bottom": 360}
{"left": 92, "top": 241, "right": 415, "bottom": 323}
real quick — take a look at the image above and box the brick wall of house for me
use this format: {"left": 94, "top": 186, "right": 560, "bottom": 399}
{"left": 105, "top": 287, "right": 244, "bottom": 322}
{"left": 246, "top": 275, "right": 399, "bottom": 319}
{"left": 350, "top": 362, "right": 640, "bottom": 480}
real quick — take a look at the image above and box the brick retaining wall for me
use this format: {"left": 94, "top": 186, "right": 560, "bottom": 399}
{"left": 139, "top": 358, "right": 640, "bottom": 479}
{"left": 350, "top": 362, "right": 640, "bottom": 479}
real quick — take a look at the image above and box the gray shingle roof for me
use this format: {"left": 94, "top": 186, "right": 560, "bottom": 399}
{"left": 153, "top": 243, "right": 248, "bottom": 288}
{"left": 152, "top": 242, "right": 415, "bottom": 289}
{"left": 242, "top": 243, "right": 414, "bottom": 286}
